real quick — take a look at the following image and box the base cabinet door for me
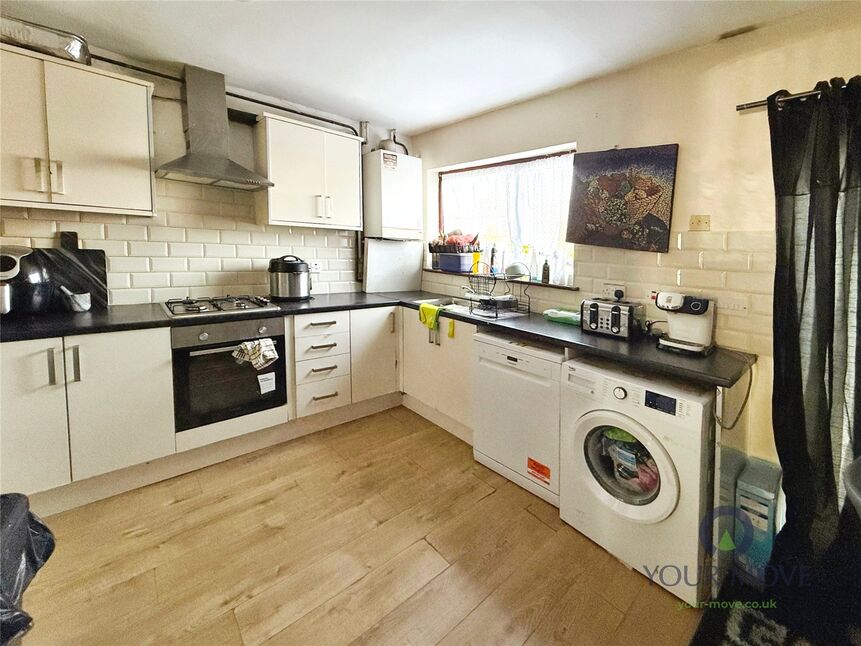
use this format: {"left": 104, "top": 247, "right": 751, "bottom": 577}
{"left": 0, "top": 337, "right": 71, "bottom": 494}
{"left": 350, "top": 306, "right": 398, "bottom": 402}
{"left": 402, "top": 310, "right": 440, "bottom": 407}
{"left": 435, "top": 320, "right": 476, "bottom": 428}
{"left": 65, "top": 328, "right": 175, "bottom": 480}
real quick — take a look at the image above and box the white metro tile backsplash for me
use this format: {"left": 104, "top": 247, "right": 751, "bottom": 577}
{"left": 422, "top": 229, "right": 776, "bottom": 357}
{"left": 0, "top": 179, "right": 359, "bottom": 304}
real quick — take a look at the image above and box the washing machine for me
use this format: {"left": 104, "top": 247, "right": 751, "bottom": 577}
{"left": 560, "top": 356, "right": 716, "bottom": 605}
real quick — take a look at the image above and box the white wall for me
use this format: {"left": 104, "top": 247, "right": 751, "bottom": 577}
{"left": 413, "top": 4, "right": 861, "bottom": 461}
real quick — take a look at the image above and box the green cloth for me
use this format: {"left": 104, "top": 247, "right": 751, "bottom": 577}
{"left": 419, "top": 303, "right": 442, "bottom": 330}
{"left": 603, "top": 427, "right": 637, "bottom": 443}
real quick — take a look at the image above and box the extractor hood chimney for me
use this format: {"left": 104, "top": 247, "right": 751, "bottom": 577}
{"left": 155, "top": 66, "right": 273, "bottom": 191}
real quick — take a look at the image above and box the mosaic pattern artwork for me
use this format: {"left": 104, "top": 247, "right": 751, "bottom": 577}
{"left": 566, "top": 144, "right": 678, "bottom": 253}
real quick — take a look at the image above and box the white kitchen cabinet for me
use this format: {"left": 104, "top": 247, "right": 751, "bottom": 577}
{"left": 435, "top": 317, "right": 476, "bottom": 429}
{"left": 402, "top": 308, "right": 475, "bottom": 428}
{"left": 296, "top": 375, "right": 352, "bottom": 417}
{"left": 402, "top": 309, "right": 441, "bottom": 406}
{"left": 350, "top": 306, "right": 399, "bottom": 402}
{"left": 0, "top": 337, "right": 71, "bottom": 494}
{"left": 0, "top": 49, "right": 51, "bottom": 204}
{"left": 362, "top": 150, "right": 423, "bottom": 239}
{"left": 322, "top": 131, "right": 362, "bottom": 228}
{"left": 0, "top": 44, "right": 155, "bottom": 216}
{"left": 255, "top": 113, "right": 362, "bottom": 230}
{"left": 294, "top": 310, "right": 350, "bottom": 337}
{"left": 294, "top": 332, "right": 351, "bottom": 361}
{"left": 65, "top": 328, "right": 175, "bottom": 480}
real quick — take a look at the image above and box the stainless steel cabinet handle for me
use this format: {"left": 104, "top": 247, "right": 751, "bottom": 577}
{"left": 315, "top": 195, "right": 324, "bottom": 218}
{"left": 70, "top": 345, "right": 81, "bottom": 382}
{"left": 325, "top": 195, "right": 334, "bottom": 219}
{"left": 49, "top": 160, "right": 65, "bottom": 194}
{"left": 312, "top": 391, "right": 339, "bottom": 401}
{"left": 309, "top": 320, "right": 337, "bottom": 327}
{"left": 189, "top": 346, "right": 236, "bottom": 357}
{"left": 310, "top": 365, "right": 338, "bottom": 373}
{"left": 390, "top": 311, "right": 396, "bottom": 333}
{"left": 46, "top": 347, "right": 57, "bottom": 385}
{"left": 310, "top": 342, "right": 337, "bottom": 350}
{"left": 34, "top": 158, "right": 48, "bottom": 192}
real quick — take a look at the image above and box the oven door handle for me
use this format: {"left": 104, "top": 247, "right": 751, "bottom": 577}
{"left": 188, "top": 346, "right": 237, "bottom": 357}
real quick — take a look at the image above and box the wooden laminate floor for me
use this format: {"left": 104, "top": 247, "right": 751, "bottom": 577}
{"left": 25, "top": 407, "right": 701, "bottom": 645}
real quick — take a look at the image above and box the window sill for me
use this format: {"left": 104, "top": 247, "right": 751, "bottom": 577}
{"left": 422, "top": 268, "right": 580, "bottom": 292}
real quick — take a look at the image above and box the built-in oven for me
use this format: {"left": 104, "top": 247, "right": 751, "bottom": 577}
{"left": 171, "top": 317, "right": 288, "bottom": 432}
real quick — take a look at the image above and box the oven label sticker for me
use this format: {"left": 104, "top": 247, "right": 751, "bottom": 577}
{"left": 257, "top": 372, "right": 276, "bottom": 394}
{"left": 527, "top": 457, "right": 551, "bottom": 484}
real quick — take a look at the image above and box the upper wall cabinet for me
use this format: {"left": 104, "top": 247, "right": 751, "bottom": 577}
{"left": 0, "top": 45, "right": 156, "bottom": 216}
{"left": 254, "top": 113, "right": 362, "bottom": 230}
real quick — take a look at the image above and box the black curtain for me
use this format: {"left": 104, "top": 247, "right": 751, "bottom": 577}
{"left": 769, "top": 76, "right": 861, "bottom": 635}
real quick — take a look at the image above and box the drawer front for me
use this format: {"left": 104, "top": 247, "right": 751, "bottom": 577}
{"left": 295, "top": 332, "right": 350, "bottom": 360}
{"left": 295, "top": 311, "right": 350, "bottom": 337}
{"left": 296, "top": 376, "right": 352, "bottom": 417}
{"left": 296, "top": 354, "right": 351, "bottom": 385}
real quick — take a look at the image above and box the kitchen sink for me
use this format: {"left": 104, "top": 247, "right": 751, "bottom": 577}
{"left": 412, "top": 298, "right": 455, "bottom": 306}
{"left": 411, "top": 297, "right": 525, "bottom": 320}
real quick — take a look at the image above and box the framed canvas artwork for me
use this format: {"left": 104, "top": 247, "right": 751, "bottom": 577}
{"left": 566, "top": 144, "right": 679, "bottom": 252}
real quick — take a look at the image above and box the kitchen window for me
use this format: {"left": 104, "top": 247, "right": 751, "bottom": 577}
{"left": 438, "top": 150, "right": 575, "bottom": 283}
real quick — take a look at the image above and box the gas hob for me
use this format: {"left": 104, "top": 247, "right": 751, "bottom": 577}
{"left": 162, "top": 295, "right": 280, "bottom": 319}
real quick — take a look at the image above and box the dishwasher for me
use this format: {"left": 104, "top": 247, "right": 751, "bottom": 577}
{"left": 473, "top": 332, "right": 565, "bottom": 506}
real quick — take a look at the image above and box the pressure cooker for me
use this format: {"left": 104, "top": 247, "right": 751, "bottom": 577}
{"left": 268, "top": 255, "right": 311, "bottom": 301}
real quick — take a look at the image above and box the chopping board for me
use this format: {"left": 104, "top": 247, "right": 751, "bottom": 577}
{"left": 34, "top": 232, "right": 108, "bottom": 311}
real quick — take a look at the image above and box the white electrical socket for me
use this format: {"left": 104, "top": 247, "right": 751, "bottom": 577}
{"left": 308, "top": 261, "right": 322, "bottom": 273}
{"left": 602, "top": 282, "right": 625, "bottom": 300}
{"left": 715, "top": 296, "right": 749, "bottom": 315}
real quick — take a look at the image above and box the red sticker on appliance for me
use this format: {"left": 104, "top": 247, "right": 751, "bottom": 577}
{"left": 527, "top": 458, "right": 551, "bottom": 484}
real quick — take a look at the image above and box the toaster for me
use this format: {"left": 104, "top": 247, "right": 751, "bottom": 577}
{"left": 580, "top": 297, "right": 645, "bottom": 340}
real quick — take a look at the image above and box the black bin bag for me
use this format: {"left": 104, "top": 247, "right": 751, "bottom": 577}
{"left": 1, "top": 494, "right": 55, "bottom": 645}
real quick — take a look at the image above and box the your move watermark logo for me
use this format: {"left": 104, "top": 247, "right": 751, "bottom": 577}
{"left": 642, "top": 505, "right": 811, "bottom": 592}
{"left": 700, "top": 505, "right": 754, "bottom": 556}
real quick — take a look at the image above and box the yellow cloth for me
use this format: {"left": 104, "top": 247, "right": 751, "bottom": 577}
{"left": 418, "top": 303, "right": 441, "bottom": 330}
{"left": 448, "top": 319, "right": 456, "bottom": 338}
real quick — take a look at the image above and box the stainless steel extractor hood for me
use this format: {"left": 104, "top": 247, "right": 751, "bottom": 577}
{"left": 155, "top": 66, "right": 273, "bottom": 191}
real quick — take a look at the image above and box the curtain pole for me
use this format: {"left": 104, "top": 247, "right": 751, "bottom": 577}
{"left": 736, "top": 86, "right": 846, "bottom": 112}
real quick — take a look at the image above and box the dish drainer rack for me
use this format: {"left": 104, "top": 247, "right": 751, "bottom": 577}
{"left": 462, "top": 262, "right": 531, "bottom": 319}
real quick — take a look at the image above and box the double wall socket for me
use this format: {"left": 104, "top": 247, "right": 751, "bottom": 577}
{"left": 308, "top": 261, "right": 322, "bottom": 273}
{"left": 601, "top": 282, "right": 626, "bottom": 300}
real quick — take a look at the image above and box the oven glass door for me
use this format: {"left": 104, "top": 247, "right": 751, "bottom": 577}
{"left": 173, "top": 335, "right": 288, "bottom": 432}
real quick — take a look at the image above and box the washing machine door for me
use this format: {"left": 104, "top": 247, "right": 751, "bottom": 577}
{"left": 573, "top": 410, "right": 679, "bottom": 523}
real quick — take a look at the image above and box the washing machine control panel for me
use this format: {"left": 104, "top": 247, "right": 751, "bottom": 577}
{"left": 645, "top": 390, "right": 677, "bottom": 415}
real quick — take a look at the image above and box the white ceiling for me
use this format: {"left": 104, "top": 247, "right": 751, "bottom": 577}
{"left": 3, "top": 1, "right": 818, "bottom": 134}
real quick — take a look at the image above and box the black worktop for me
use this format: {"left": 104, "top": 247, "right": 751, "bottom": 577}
{"left": 0, "top": 304, "right": 172, "bottom": 342}
{"left": 0, "top": 290, "right": 755, "bottom": 388}
{"left": 393, "top": 291, "right": 755, "bottom": 388}
{"left": 0, "top": 292, "right": 402, "bottom": 343}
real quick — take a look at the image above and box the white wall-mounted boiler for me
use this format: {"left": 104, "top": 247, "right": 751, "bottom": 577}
{"left": 362, "top": 150, "right": 423, "bottom": 240}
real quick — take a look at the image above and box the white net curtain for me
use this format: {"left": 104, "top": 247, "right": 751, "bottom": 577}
{"left": 439, "top": 153, "right": 575, "bottom": 279}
